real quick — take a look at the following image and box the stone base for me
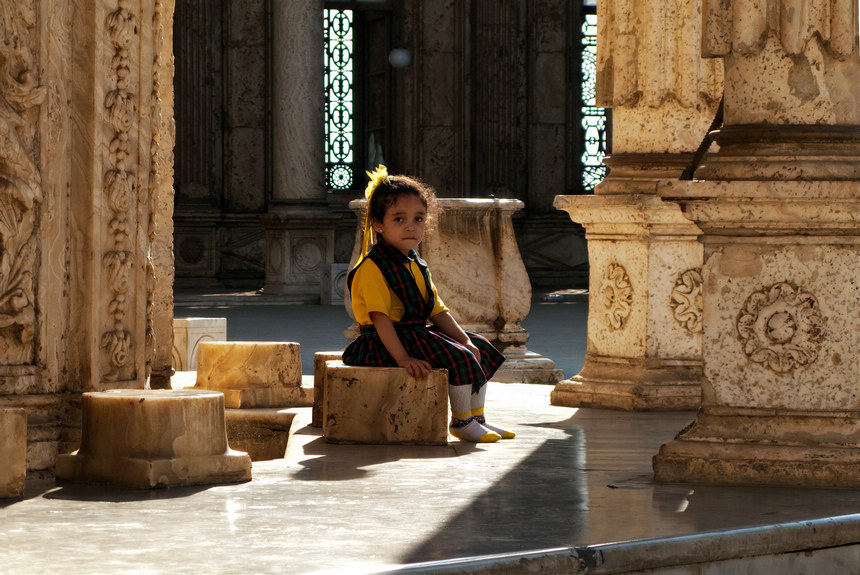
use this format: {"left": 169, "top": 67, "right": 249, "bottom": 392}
{"left": 550, "top": 356, "right": 702, "bottom": 411}
{"left": 195, "top": 341, "right": 305, "bottom": 408}
{"left": 654, "top": 409, "right": 860, "bottom": 488}
{"left": 492, "top": 351, "right": 564, "bottom": 384}
{"left": 0, "top": 408, "right": 26, "bottom": 498}
{"left": 55, "top": 389, "right": 251, "bottom": 489}
{"left": 225, "top": 408, "right": 298, "bottom": 461}
{"left": 323, "top": 361, "right": 449, "bottom": 445}
{"left": 312, "top": 351, "right": 343, "bottom": 427}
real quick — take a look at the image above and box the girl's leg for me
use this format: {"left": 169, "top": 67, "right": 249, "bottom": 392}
{"left": 448, "top": 384, "right": 500, "bottom": 443}
{"left": 470, "top": 383, "right": 515, "bottom": 439}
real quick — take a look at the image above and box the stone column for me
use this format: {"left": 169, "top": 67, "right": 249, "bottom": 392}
{"left": 551, "top": 0, "right": 723, "bottom": 410}
{"left": 653, "top": 0, "right": 860, "bottom": 486}
{"left": 346, "top": 199, "right": 563, "bottom": 384}
{"left": 262, "top": 0, "right": 335, "bottom": 302}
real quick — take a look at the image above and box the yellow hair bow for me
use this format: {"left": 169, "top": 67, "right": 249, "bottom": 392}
{"left": 360, "top": 165, "right": 390, "bottom": 260}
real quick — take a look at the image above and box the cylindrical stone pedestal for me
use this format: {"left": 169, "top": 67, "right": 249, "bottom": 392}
{"left": 55, "top": 389, "right": 251, "bottom": 488}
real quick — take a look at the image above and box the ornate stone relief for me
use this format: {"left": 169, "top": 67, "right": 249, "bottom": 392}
{"left": 671, "top": 268, "right": 703, "bottom": 333}
{"left": 0, "top": 3, "right": 44, "bottom": 364}
{"left": 101, "top": 0, "right": 139, "bottom": 378}
{"left": 600, "top": 263, "right": 633, "bottom": 330}
{"left": 736, "top": 282, "right": 827, "bottom": 373}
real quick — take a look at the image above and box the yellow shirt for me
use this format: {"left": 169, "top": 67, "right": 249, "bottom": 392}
{"left": 349, "top": 258, "right": 448, "bottom": 326}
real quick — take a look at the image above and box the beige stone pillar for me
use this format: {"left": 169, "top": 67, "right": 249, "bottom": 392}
{"left": 653, "top": 0, "right": 860, "bottom": 486}
{"left": 263, "top": 0, "right": 335, "bottom": 301}
{"left": 551, "top": 0, "right": 723, "bottom": 410}
{"left": 0, "top": 1, "right": 171, "bottom": 475}
{"left": 346, "top": 199, "right": 563, "bottom": 383}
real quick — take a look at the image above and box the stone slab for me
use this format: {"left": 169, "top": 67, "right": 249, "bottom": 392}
{"left": 194, "top": 341, "right": 304, "bottom": 408}
{"left": 55, "top": 389, "right": 251, "bottom": 489}
{"left": 0, "top": 408, "right": 26, "bottom": 498}
{"left": 322, "top": 361, "right": 449, "bottom": 445}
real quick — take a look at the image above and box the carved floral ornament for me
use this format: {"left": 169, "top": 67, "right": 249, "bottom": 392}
{"left": 600, "top": 263, "right": 633, "bottom": 330}
{"left": 736, "top": 282, "right": 827, "bottom": 373}
{"left": 671, "top": 268, "right": 703, "bottom": 333}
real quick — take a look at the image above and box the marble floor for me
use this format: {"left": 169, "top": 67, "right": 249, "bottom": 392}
{"left": 3, "top": 292, "right": 860, "bottom": 574}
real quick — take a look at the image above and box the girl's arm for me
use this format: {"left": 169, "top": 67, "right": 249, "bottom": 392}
{"left": 430, "top": 311, "right": 481, "bottom": 358}
{"left": 369, "top": 311, "right": 432, "bottom": 378}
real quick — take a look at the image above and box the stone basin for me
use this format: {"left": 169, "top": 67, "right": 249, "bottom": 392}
{"left": 55, "top": 389, "right": 251, "bottom": 488}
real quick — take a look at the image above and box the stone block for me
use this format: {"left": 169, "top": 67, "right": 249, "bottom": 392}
{"left": 0, "top": 408, "right": 26, "bottom": 498}
{"left": 312, "top": 351, "right": 343, "bottom": 427}
{"left": 195, "top": 341, "right": 311, "bottom": 408}
{"left": 55, "top": 389, "right": 251, "bottom": 489}
{"left": 173, "top": 317, "right": 227, "bottom": 371}
{"left": 322, "top": 361, "right": 449, "bottom": 445}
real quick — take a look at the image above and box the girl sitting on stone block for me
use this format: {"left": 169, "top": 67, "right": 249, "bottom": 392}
{"left": 342, "top": 165, "right": 515, "bottom": 443}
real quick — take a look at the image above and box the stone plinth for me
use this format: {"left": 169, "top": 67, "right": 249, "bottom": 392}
{"left": 0, "top": 408, "right": 26, "bottom": 498}
{"left": 173, "top": 317, "right": 227, "bottom": 371}
{"left": 225, "top": 408, "right": 297, "bottom": 462}
{"left": 55, "top": 389, "right": 251, "bottom": 488}
{"left": 347, "top": 198, "right": 562, "bottom": 384}
{"left": 653, "top": 179, "right": 860, "bottom": 486}
{"left": 322, "top": 361, "right": 448, "bottom": 445}
{"left": 312, "top": 351, "right": 343, "bottom": 428}
{"left": 551, "top": 193, "right": 703, "bottom": 410}
{"left": 194, "top": 341, "right": 312, "bottom": 408}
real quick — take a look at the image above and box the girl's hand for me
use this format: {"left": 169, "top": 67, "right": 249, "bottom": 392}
{"left": 397, "top": 356, "right": 432, "bottom": 379}
{"left": 463, "top": 340, "right": 481, "bottom": 359}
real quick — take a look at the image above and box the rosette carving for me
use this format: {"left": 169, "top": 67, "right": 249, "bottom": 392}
{"left": 737, "top": 282, "right": 827, "bottom": 373}
{"left": 600, "top": 263, "right": 633, "bottom": 330}
{"left": 671, "top": 269, "right": 703, "bottom": 333}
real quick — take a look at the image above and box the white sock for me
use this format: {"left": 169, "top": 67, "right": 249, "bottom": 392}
{"left": 449, "top": 418, "right": 500, "bottom": 443}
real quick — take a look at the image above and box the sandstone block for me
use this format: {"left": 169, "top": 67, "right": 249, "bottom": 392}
{"left": 55, "top": 389, "right": 251, "bottom": 489}
{"left": 195, "top": 341, "right": 311, "bottom": 408}
{"left": 322, "top": 361, "right": 449, "bottom": 445}
{"left": 0, "top": 408, "right": 26, "bottom": 498}
{"left": 312, "top": 351, "right": 344, "bottom": 427}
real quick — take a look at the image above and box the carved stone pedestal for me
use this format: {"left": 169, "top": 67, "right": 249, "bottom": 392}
{"left": 653, "top": 179, "right": 860, "bottom": 487}
{"left": 56, "top": 389, "right": 251, "bottom": 488}
{"left": 551, "top": 193, "right": 703, "bottom": 410}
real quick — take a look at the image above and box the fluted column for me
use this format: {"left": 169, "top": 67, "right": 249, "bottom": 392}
{"left": 551, "top": 0, "right": 723, "bottom": 410}
{"left": 262, "top": 0, "right": 336, "bottom": 301}
{"left": 653, "top": 0, "right": 860, "bottom": 486}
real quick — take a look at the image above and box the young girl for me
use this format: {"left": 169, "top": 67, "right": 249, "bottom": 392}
{"left": 342, "top": 165, "right": 515, "bottom": 443}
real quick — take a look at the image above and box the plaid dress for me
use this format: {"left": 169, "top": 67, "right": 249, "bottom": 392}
{"left": 342, "top": 239, "right": 505, "bottom": 392}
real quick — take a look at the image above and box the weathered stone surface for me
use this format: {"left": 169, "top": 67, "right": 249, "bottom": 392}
{"left": 225, "top": 408, "right": 297, "bottom": 462}
{"left": 194, "top": 341, "right": 311, "bottom": 408}
{"left": 322, "top": 361, "right": 448, "bottom": 445}
{"left": 0, "top": 409, "right": 26, "bottom": 498}
{"left": 55, "top": 390, "right": 251, "bottom": 489}
{"left": 312, "top": 351, "right": 343, "bottom": 428}
{"left": 173, "top": 317, "right": 227, "bottom": 371}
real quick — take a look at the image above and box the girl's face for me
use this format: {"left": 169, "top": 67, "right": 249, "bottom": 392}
{"left": 372, "top": 193, "right": 427, "bottom": 255}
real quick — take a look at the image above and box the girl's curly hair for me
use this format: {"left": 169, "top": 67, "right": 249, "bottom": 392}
{"left": 368, "top": 174, "right": 439, "bottom": 231}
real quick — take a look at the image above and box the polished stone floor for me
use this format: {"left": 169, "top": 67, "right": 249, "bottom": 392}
{"left": 4, "top": 293, "right": 860, "bottom": 574}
